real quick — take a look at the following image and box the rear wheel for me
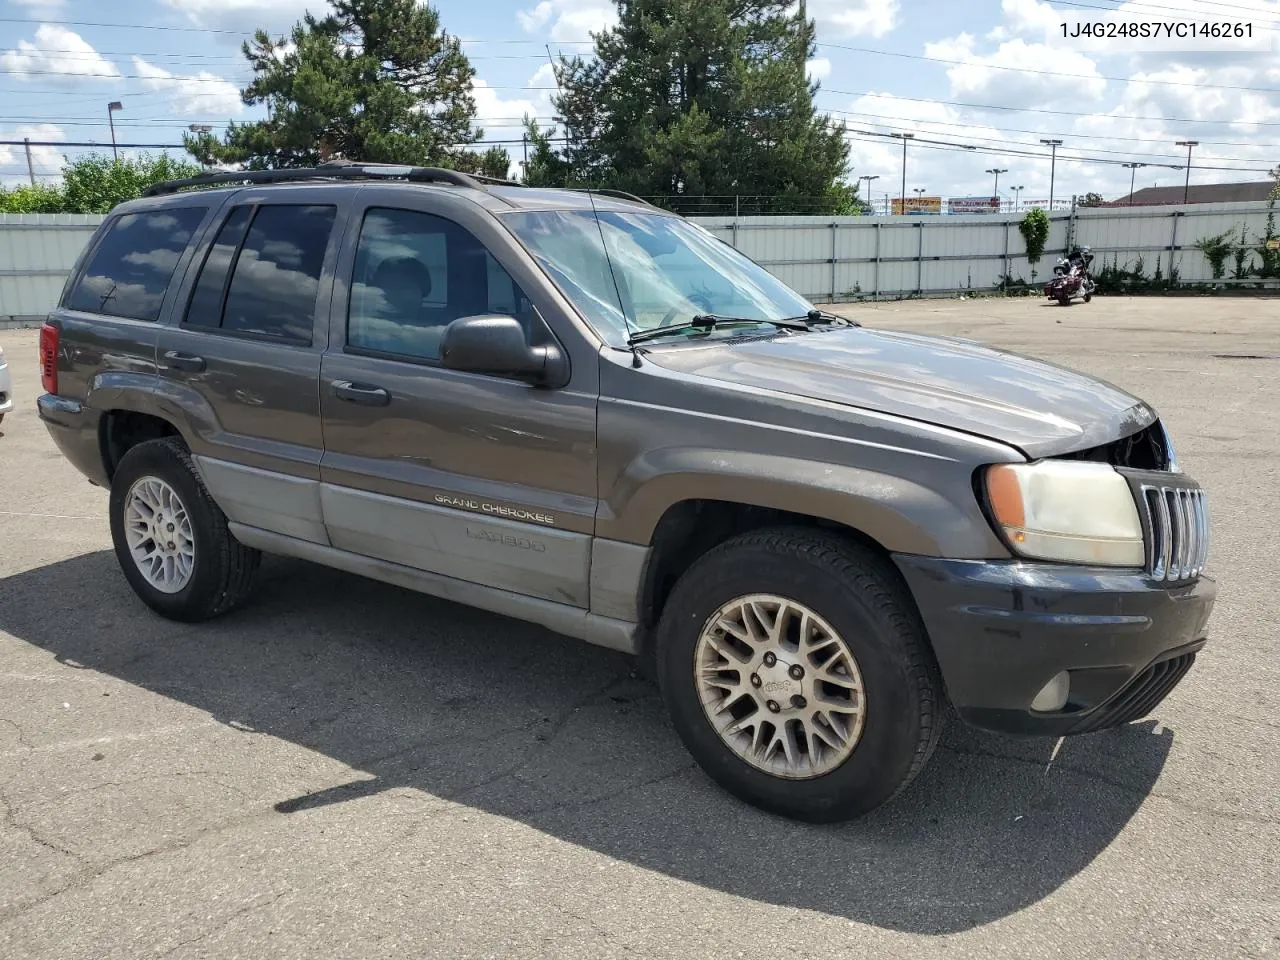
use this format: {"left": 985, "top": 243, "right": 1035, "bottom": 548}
{"left": 1058, "top": 295, "right": 1071, "bottom": 305}
{"left": 655, "top": 527, "right": 943, "bottom": 822}
{"left": 109, "top": 438, "right": 260, "bottom": 621}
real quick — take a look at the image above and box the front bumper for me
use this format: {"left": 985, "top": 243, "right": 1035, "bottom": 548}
{"left": 893, "top": 555, "right": 1216, "bottom": 736}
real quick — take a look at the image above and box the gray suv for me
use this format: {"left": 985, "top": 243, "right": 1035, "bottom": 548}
{"left": 37, "top": 162, "right": 1215, "bottom": 821}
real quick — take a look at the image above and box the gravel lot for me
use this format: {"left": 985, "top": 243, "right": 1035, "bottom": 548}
{"left": 0, "top": 296, "right": 1276, "bottom": 959}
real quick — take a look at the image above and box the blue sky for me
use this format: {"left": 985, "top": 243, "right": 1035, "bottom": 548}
{"left": 2, "top": 0, "right": 1278, "bottom": 205}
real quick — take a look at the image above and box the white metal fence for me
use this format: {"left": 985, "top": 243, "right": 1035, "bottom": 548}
{"left": 0, "top": 213, "right": 103, "bottom": 324}
{"left": 2, "top": 200, "right": 1277, "bottom": 325}
{"left": 695, "top": 199, "right": 1280, "bottom": 301}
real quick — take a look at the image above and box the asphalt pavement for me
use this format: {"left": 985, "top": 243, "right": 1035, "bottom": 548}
{"left": 0, "top": 295, "right": 1276, "bottom": 959}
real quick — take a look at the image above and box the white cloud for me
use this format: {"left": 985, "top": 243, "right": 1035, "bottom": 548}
{"left": 517, "top": 1, "right": 553, "bottom": 32}
{"left": 0, "top": 124, "right": 67, "bottom": 186}
{"left": 472, "top": 65, "right": 558, "bottom": 124}
{"left": 471, "top": 80, "right": 540, "bottom": 131}
{"left": 515, "top": 0, "right": 617, "bottom": 42}
{"left": 526, "top": 63, "right": 558, "bottom": 95}
{"left": 834, "top": 94, "right": 1122, "bottom": 206}
{"left": 468, "top": 67, "right": 562, "bottom": 176}
{"left": 0, "top": 25, "right": 120, "bottom": 84}
{"left": 806, "top": 58, "right": 832, "bottom": 82}
{"left": 1000, "top": 0, "right": 1058, "bottom": 34}
{"left": 158, "top": 0, "right": 316, "bottom": 35}
{"left": 808, "top": 0, "right": 899, "bottom": 39}
{"left": 131, "top": 57, "right": 245, "bottom": 117}
{"left": 924, "top": 34, "right": 1105, "bottom": 106}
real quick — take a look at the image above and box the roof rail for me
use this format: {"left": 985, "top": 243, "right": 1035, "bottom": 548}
{"left": 568, "top": 187, "right": 657, "bottom": 208}
{"left": 140, "top": 159, "right": 520, "bottom": 198}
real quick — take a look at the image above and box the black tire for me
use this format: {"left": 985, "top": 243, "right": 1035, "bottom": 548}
{"left": 655, "top": 527, "right": 943, "bottom": 823}
{"left": 1083, "top": 293, "right": 1092, "bottom": 303}
{"left": 1058, "top": 295, "right": 1071, "bottom": 306}
{"left": 109, "top": 437, "right": 261, "bottom": 622}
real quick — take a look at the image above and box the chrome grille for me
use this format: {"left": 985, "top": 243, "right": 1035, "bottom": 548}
{"left": 1140, "top": 484, "right": 1209, "bottom": 582}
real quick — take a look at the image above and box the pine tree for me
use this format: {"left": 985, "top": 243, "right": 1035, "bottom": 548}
{"left": 548, "top": 0, "right": 855, "bottom": 214}
{"left": 187, "top": 0, "right": 479, "bottom": 169}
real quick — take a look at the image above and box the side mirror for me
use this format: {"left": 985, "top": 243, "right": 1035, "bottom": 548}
{"left": 439, "top": 314, "right": 568, "bottom": 386}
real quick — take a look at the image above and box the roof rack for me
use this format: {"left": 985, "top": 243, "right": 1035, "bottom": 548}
{"left": 568, "top": 187, "right": 657, "bottom": 208}
{"left": 141, "top": 159, "right": 523, "bottom": 198}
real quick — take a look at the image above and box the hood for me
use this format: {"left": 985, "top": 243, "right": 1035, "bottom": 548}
{"left": 642, "top": 326, "right": 1156, "bottom": 457}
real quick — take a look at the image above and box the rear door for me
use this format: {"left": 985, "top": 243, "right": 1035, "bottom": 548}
{"left": 316, "top": 188, "right": 599, "bottom": 607}
{"left": 155, "top": 187, "right": 350, "bottom": 544}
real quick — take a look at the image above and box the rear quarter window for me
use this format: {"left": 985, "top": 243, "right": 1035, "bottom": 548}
{"left": 66, "top": 207, "right": 206, "bottom": 321}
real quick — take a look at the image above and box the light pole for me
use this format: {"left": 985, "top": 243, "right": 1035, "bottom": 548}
{"left": 1122, "top": 162, "right": 1146, "bottom": 205}
{"left": 891, "top": 133, "right": 914, "bottom": 214}
{"left": 859, "top": 174, "right": 880, "bottom": 214}
{"left": 1040, "top": 138, "right": 1062, "bottom": 210}
{"left": 1012, "top": 185, "right": 1024, "bottom": 211}
{"left": 986, "top": 167, "right": 1008, "bottom": 199}
{"left": 107, "top": 101, "right": 123, "bottom": 162}
{"left": 1175, "top": 141, "right": 1198, "bottom": 203}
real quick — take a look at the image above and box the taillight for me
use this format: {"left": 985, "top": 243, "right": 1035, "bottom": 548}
{"left": 39, "top": 322, "right": 58, "bottom": 395}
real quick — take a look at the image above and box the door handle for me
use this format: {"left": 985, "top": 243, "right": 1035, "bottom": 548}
{"left": 331, "top": 380, "right": 390, "bottom": 406}
{"left": 163, "top": 350, "right": 205, "bottom": 373}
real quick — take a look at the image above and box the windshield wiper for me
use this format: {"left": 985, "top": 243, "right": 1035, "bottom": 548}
{"left": 626, "top": 313, "right": 810, "bottom": 346}
{"left": 777, "top": 309, "right": 861, "bottom": 328}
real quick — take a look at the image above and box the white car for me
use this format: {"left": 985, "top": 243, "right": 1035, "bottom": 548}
{"left": 0, "top": 344, "right": 12, "bottom": 425}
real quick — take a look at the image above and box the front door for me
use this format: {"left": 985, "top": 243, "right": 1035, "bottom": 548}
{"left": 317, "top": 192, "right": 598, "bottom": 606}
{"left": 156, "top": 189, "right": 349, "bottom": 544}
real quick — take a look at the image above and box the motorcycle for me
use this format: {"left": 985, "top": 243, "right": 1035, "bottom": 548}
{"left": 1043, "top": 245, "right": 1096, "bottom": 305}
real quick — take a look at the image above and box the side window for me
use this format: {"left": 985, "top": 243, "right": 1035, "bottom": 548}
{"left": 347, "top": 207, "right": 534, "bottom": 362}
{"left": 184, "top": 205, "right": 253, "bottom": 329}
{"left": 182, "top": 204, "right": 335, "bottom": 343}
{"left": 66, "top": 207, "right": 206, "bottom": 321}
{"left": 221, "top": 205, "right": 336, "bottom": 344}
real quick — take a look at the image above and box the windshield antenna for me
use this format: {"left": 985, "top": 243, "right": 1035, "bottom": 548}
{"left": 584, "top": 186, "right": 642, "bottom": 365}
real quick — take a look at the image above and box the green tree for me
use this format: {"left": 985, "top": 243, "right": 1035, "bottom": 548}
{"left": 0, "top": 153, "right": 200, "bottom": 215}
{"left": 455, "top": 145, "right": 513, "bottom": 180}
{"left": 521, "top": 118, "right": 573, "bottom": 187}
{"left": 1018, "top": 207, "right": 1050, "bottom": 281}
{"left": 62, "top": 153, "right": 201, "bottom": 213}
{"left": 546, "top": 0, "right": 855, "bottom": 214}
{"left": 0, "top": 182, "right": 66, "bottom": 213}
{"left": 188, "top": 0, "right": 479, "bottom": 169}
{"left": 1078, "top": 191, "right": 1105, "bottom": 207}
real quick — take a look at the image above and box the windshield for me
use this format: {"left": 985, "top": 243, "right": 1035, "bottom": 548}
{"left": 503, "top": 209, "right": 815, "bottom": 346}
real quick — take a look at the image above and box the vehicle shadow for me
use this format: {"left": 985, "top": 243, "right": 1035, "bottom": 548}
{"left": 0, "top": 550, "right": 1175, "bottom": 935}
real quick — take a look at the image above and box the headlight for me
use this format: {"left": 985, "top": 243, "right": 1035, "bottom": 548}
{"left": 984, "top": 460, "right": 1145, "bottom": 566}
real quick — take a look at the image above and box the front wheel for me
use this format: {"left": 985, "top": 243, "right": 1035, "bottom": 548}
{"left": 655, "top": 528, "right": 943, "bottom": 822}
{"left": 109, "top": 437, "right": 261, "bottom": 622}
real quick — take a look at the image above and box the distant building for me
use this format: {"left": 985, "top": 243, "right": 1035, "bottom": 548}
{"left": 1107, "top": 181, "right": 1276, "bottom": 206}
